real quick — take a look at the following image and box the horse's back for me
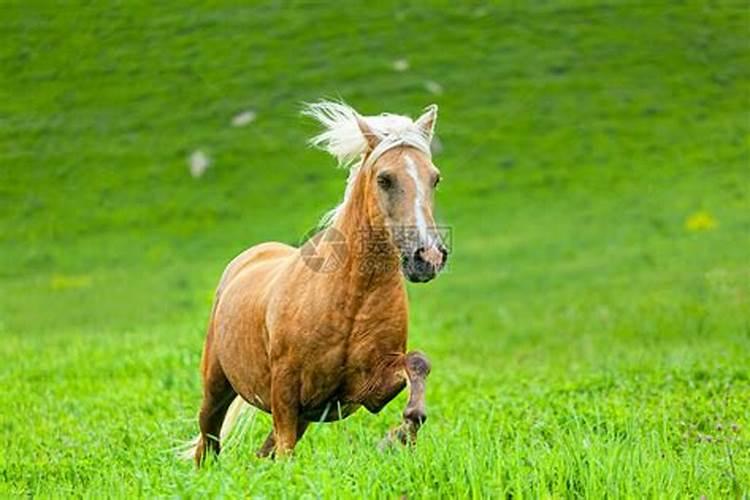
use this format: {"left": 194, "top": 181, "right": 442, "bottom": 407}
{"left": 216, "top": 242, "right": 297, "bottom": 297}
{"left": 212, "top": 241, "right": 297, "bottom": 342}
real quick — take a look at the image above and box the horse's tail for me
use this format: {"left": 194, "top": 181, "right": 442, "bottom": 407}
{"left": 219, "top": 396, "right": 253, "bottom": 442}
{"left": 177, "top": 396, "right": 254, "bottom": 461}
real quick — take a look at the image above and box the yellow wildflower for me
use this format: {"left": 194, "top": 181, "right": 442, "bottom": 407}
{"left": 50, "top": 274, "right": 92, "bottom": 290}
{"left": 685, "top": 211, "right": 717, "bottom": 232}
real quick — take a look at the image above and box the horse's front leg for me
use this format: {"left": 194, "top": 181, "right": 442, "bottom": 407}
{"left": 256, "top": 420, "right": 309, "bottom": 458}
{"left": 270, "top": 369, "right": 301, "bottom": 457}
{"left": 381, "top": 351, "right": 431, "bottom": 447}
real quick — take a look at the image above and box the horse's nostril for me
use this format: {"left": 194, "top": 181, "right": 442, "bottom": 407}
{"left": 439, "top": 245, "right": 448, "bottom": 266}
{"left": 413, "top": 247, "right": 426, "bottom": 263}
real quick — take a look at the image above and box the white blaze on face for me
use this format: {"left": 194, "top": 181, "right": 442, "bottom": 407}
{"left": 404, "top": 154, "right": 430, "bottom": 246}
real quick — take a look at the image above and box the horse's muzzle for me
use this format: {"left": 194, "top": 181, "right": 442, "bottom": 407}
{"left": 403, "top": 245, "right": 448, "bottom": 283}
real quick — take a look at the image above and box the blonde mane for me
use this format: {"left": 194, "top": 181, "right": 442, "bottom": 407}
{"left": 302, "top": 100, "right": 434, "bottom": 227}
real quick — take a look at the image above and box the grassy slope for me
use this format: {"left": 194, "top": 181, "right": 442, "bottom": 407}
{"left": 1, "top": 1, "right": 749, "bottom": 497}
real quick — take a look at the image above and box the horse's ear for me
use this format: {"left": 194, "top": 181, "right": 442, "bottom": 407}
{"left": 356, "top": 115, "right": 379, "bottom": 153}
{"left": 415, "top": 104, "right": 438, "bottom": 143}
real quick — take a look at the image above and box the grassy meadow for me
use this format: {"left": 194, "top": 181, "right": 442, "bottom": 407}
{"left": 1, "top": 1, "right": 749, "bottom": 497}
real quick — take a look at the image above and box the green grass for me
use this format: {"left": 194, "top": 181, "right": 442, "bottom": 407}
{"left": 1, "top": 1, "right": 749, "bottom": 497}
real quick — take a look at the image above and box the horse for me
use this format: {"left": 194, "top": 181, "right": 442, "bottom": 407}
{"left": 184, "top": 101, "right": 448, "bottom": 465}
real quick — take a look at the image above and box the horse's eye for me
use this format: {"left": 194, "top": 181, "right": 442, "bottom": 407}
{"left": 377, "top": 174, "right": 393, "bottom": 190}
{"left": 433, "top": 175, "right": 441, "bottom": 188}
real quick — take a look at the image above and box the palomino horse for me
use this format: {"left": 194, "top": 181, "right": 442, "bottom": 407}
{"left": 186, "top": 101, "right": 448, "bottom": 464}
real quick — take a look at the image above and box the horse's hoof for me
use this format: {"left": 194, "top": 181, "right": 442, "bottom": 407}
{"left": 378, "top": 422, "right": 418, "bottom": 451}
{"left": 403, "top": 407, "right": 427, "bottom": 426}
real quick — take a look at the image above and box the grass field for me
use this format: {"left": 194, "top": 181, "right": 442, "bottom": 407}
{"left": 1, "top": 1, "right": 749, "bottom": 497}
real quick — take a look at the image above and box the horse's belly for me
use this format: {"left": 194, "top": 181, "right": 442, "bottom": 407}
{"left": 301, "top": 400, "right": 362, "bottom": 422}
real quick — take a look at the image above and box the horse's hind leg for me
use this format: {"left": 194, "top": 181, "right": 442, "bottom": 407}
{"left": 256, "top": 420, "right": 309, "bottom": 458}
{"left": 195, "top": 353, "right": 237, "bottom": 466}
{"left": 381, "top": 351, "right": 431, "bottom": 447}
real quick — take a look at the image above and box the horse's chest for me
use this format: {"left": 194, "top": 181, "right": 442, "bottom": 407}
{"left": 297, "top": 318, "right": 406, "bottom": 412}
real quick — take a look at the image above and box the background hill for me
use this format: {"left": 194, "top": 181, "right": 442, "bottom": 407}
{"left": 1, "top": 1, "right": 748, "bottom": 496}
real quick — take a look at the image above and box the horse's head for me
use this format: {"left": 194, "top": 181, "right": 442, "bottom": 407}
{"left": 355, "top": 106, "right": 448, "bottom": 283}
{"left": 304, "top": 101, "right": 449, "bottom": 283}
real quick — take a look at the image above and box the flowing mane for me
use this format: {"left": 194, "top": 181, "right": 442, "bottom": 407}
{"left": 302, "top": 101, "right": 435, "bottom": 227}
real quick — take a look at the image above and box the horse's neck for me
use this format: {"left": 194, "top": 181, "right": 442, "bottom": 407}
{"left": 330, "top": 170, "right": 401, "bottom": 293}
{"left": 310, "top": 167, "right": 406, "bottom": 336}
